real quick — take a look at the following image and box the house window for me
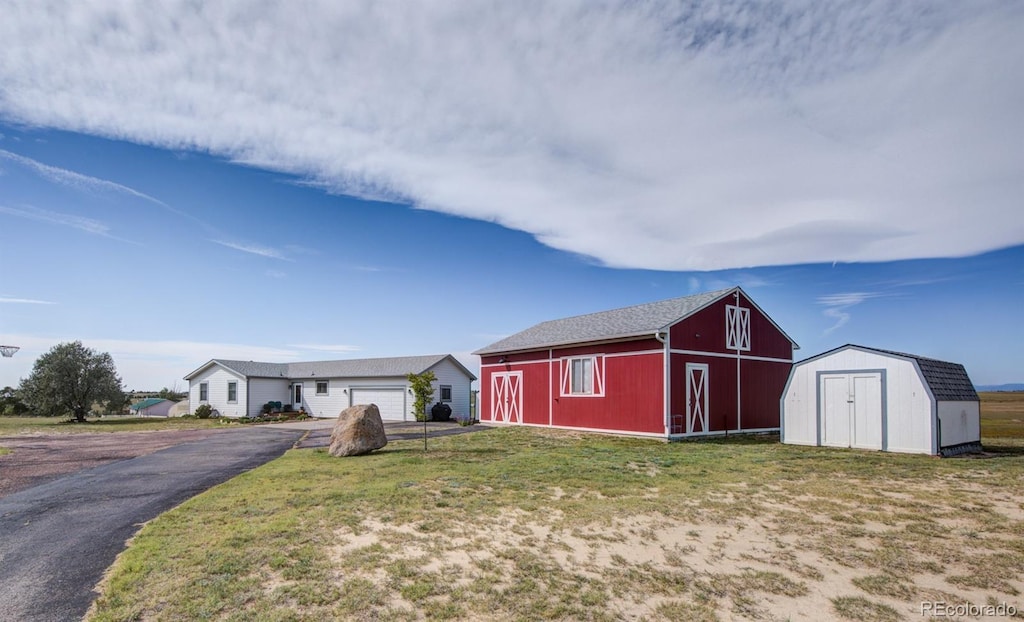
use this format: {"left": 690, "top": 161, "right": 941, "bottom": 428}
{"left": 227, "top": 381, "right": 237, "bottom": 403}
{"left": 316, "top": 381, "right": 328, "bottom": 395}
{"left": 440, "top": 385, "right": 452, "bottom": 402}
{"left": 199, "top": 382, "right": 208, "bottom": 402}
{"left": 560, "top": 356, "right": 605, "bottom": 397}
{"left": 726, "top": 304, "right": 751, "bottom": 351}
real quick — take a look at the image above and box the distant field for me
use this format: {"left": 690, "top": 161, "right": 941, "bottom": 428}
{"left": 980, "top": 391, "right": 1024, "bottom": 439}
{"left": 0, "top": 416, "right": 225, "bottom": 435}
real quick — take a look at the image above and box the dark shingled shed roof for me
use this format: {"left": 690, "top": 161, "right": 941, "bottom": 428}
{"left": 868, "top": 347, "right": 979, "bottom": 402}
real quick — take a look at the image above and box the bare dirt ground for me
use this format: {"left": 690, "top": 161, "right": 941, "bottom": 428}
{"left": 0, "top": 429, "right": 226, "bottom": 498}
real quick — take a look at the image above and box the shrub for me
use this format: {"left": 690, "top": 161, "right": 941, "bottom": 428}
{"left": 194, "top": 404, "right": 213, "bottom": 419}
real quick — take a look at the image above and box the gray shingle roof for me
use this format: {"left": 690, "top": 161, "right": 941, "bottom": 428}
{"left": 209, "top": 360, "right": 289, "bottom": 378}
{"left": 189, "top": 354, "right": 476, "bottom": 381}
{"left": 473, "top": 288, "right": 735, "bottom": 355}
{"left": 284, "top": 355, "right": 464, "bottom": 379}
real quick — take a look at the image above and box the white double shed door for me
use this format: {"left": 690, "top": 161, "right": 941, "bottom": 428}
{"left": 820, "top": 372, "right": 884, "bottom": 450}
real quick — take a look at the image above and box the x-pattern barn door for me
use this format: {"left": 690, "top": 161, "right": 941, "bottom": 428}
{"left": 686, "top": 363, "right": 709, "bottom": 434}
{"left": 491, "top": 371, "right": 523, "bottom": 423}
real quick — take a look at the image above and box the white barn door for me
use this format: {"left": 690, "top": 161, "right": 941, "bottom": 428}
{"left": 491, "top": 371, "right": 523, "bottom": 424}
{"left": 686, "top": 363, "right": 709, "bottom": 434}
{"left": 821, "top": 373, "right": 883, "bottom": 449}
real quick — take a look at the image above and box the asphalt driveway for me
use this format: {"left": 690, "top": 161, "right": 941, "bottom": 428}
{"left": 0, "top": 426, "right": 304, "bottom": 622}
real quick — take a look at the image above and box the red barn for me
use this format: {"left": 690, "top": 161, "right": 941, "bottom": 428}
{"left": 473, "top": 287, "right": 798, "bottom": 439}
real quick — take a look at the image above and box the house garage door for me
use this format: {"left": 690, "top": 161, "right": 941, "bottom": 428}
{"left": 350, "top": 388, "right": 407, "bottom": 421}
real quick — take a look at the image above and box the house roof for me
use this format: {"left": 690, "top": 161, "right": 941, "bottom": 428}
{"left": 185, "top": 354, "right": 476, "bottom": 381}
{"left": 473, "top": 287, "right": 796, "bottom": 355}
{"left": 801, "top": 344, "right": 979, "bottom": 402}
{"left": 130, "top": 398, "right": 170, "bottom": 411}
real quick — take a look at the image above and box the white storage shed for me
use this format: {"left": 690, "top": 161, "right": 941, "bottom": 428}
{"left": 782, "top": 345, "right": 981, "bottom": 456}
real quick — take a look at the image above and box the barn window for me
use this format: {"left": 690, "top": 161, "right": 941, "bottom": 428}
{"left": 560, "top": 356, "right": 605, "bottom": 397}
{"left": 440, "top": 385, "right": 452, "bottom": 402}
{"left": 199, "top": 382, "right": 208, "bottom": 402}
{"left": 726, "top": 304, "right": 751, "bottom": 351}
{"left": 227, "top": 381, "right": 237, "bottom": 403}
{"left": 316, "top": 381, "right": 328, "bottom": 395}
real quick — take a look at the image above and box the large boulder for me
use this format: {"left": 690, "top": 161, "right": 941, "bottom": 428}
{"left": 329, "top": 404, "right": 388, "bottom": 457}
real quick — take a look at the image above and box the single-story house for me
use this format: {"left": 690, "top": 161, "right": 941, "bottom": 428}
{"left": 129, "top": 398, "right": 176, "bottom": 417}
{"left": 184, "top": 354, "right": 476, "bottom": 421}
{"left": 781, "top": 344, "right": 981, "bottom": 456}
{"left": 473, "top": 287, "right": 798, "bottom": 439}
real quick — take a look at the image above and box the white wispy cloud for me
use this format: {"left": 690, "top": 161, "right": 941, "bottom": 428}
{"left": 817, "top": 291, "right": 884, "bottom": 334}
{"left": 0, "top": 2, "right": 1020, "bottom": 270}
{"left": 0, "top": 204, "right": 130, "bottom": 241}
{"left": 0, "top": 148, "right": 166, "bottom": 206}
{"left": 210, "top": 239, "right": 291, "bottom": 261}
{"left": 0, "top": 297, "right": 56, "bottom": 305}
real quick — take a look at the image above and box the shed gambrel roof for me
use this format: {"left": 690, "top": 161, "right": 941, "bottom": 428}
{"left": 799, "top": 344, "right": 979, "bottom": 402}
{"left": 185, "top": 354, "right": 476, "bottom": 381}
{"left": 473, "top": 287, "right": 797, "bottom": 355}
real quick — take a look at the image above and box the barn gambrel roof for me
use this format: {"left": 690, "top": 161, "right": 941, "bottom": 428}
{"left": 185, "top": 354, "right": 476, "bottom": 381}
{"left": 799, "top": 344, "right": 979, "bottom": 402}
{"left": 473, "top": 287, "right": 797, "bottom": 355}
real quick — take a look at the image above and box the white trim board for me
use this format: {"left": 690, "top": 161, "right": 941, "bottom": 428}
{"left": 670, "top": 349, "right": 792, "bottom": 364}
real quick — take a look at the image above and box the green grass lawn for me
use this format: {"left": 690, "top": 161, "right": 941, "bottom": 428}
{"left": 0, "top": 416, "right": 227, "bottom": 435}
{"left": 88, "top": 395, "right": 1024, "bottom": 621}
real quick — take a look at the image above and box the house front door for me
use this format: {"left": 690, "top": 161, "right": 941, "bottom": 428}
{"left": 293, "top": 383, "right": 303, "bottom": 410}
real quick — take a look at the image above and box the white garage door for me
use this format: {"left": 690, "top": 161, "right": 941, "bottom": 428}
{"left": 350, "top": 389, "right": 407, "bottom": 421}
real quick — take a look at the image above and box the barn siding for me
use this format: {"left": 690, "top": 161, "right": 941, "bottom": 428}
{"left": 669, "top": 292, "right": 792, "bottom": 360}
{"left": 741, "top": 359, "right": 790, "bottom": 430}
{"left": 551, "top": 351, "right": 663, "bottom": 433}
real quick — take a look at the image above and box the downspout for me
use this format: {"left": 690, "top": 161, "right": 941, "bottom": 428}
{"left": 655, "top": 330, "right": 670, "bottom": 437}
{"left": 549, "top": 348, "right": 553, "bottom": 426}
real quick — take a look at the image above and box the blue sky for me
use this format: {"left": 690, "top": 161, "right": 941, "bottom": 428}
{"left": 0, "top": 1, "right": 1022, "bottom": 390}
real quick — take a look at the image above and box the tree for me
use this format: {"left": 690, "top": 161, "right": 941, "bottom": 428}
{"left": 0, "top": 386, "right": 30, "bottom": 416}
{"left": 157, "top": 386, "right": 186, "bottom": 401}
{"left": 19, "top": 341, "right": 125, "bottom": 422}
{"left": 406, "top": 371, "right": 436, "bottom": 423}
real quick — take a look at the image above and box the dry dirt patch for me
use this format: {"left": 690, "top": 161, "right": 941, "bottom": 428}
{"left": 0, "top": 429, "right": 225, "bottom": 497}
